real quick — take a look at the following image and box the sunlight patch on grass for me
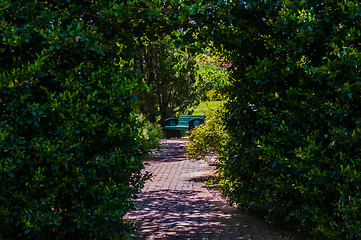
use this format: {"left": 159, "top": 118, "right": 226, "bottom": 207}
{"left": 192, "top": 101, "right": 225, "bottom": 115}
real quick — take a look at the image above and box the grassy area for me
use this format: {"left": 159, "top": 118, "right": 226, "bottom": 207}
{"left": 192, "top": 100, "right": 225, "bottom": 115}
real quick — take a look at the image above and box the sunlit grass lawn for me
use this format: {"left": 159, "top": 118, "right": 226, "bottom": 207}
{"left": 192, "top": 100, "right": 225, "bottom": 115}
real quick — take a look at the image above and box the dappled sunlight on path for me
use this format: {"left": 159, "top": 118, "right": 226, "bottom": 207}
{"left": 125, "top": 138, "right": 309, "bottom": 240}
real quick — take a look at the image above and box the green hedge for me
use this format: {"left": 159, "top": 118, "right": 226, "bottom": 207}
{"left": 186, "top": 106, "right": 229, "bottom": 161}
{"left": 201, "top": 1, "right": 361, "bottom": 239}
{"left": 0, "top": 1, "right": 153, "bottom": 239}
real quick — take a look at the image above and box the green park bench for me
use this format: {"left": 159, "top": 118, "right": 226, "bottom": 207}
{"left": 164, "top": 115, "right": 205, "bottom": 139}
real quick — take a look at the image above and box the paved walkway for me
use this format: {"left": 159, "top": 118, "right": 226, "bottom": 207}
{"left": 125, "top": 138, "right": 309, "bottom": 240}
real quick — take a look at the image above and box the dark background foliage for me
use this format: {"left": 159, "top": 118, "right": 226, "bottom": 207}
{"left": 138, "top": 36, "right": 204, "bottom": 125}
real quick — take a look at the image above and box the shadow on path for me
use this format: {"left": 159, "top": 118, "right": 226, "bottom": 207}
{"left": 125, "top": 138, "right": 310, "bottom": 240}
{"left": 148, "top": 142, "right": 187, "bottom": 163}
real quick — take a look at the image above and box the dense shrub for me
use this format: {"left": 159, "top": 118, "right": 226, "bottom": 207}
{"left": 195, "top": 52, "right": 231, "bottom": 101}
{"left": 137, "top": 114, "right": 163, "bottom": 151}
{"left": 205, "top": 89, "right": 225, "bottom": 101}
{"left": 186, "top": 106, "right": 229, "bottom": 160}
{"left": 197, "top": 1, "right": 361, "bottom": 239}
{"left": 0, "top": 1, "right": 159, "bottom": 239}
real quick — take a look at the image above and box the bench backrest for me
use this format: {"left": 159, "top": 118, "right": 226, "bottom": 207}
{"left": 177, "top": 115, "right": 205, "bottom": 127}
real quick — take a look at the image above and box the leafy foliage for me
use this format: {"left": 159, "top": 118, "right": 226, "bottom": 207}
{"left": 0, "top": 0, "right": 176, "bottom": 238}
{"left": 4, "top": 0, "right": 361, "bottom": 239}
{"left": 194, "top": 0, "right": 361, "bottom": 239}
{"left": 195, "top": 50, "right": 231, "bottom": 101}
{"left": 137, "top": 114, "right": 163, "bottom": 151}
{"left": 186, "top": 106, "right": 229, "bottom": 160}
{"left": 138, "top": 37, "right": 204, "bottom": 124}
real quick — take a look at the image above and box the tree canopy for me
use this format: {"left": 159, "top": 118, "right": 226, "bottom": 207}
{"left": 138, "top": 37, "right": 204, "bottom": 124}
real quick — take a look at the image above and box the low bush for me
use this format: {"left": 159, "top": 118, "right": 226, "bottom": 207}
{"left": 137, "top": 113, "right": 163, "bottom": 151}
{"left": 206, "top": 89, "right": 225, "bottom": 101}
{"left": 186, "top": 106, "right": 229, "bottom": 160}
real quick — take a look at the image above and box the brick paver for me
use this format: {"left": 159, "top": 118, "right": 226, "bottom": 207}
{"left": 125, "top": 138, "right": 310, "bottom": 240}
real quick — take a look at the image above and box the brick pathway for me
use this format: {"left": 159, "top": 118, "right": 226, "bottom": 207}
{"left": 125, "top": 138, "right": 309, "bottom": 240}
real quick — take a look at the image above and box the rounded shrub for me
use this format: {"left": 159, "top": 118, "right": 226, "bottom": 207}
{"left": 186, "top": 106, "right": 229, "bottom": 160}
{"left": 137, "top": 113, "right": 163, "bottom": 151}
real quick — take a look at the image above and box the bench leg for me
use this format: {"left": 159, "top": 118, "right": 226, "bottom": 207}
{"left": 165, "top": 129, "right": 182, "bottom": 139}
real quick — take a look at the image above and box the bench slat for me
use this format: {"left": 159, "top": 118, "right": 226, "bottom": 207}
{"left": 164, "top": 115, "right": 205, "bottom": 138}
